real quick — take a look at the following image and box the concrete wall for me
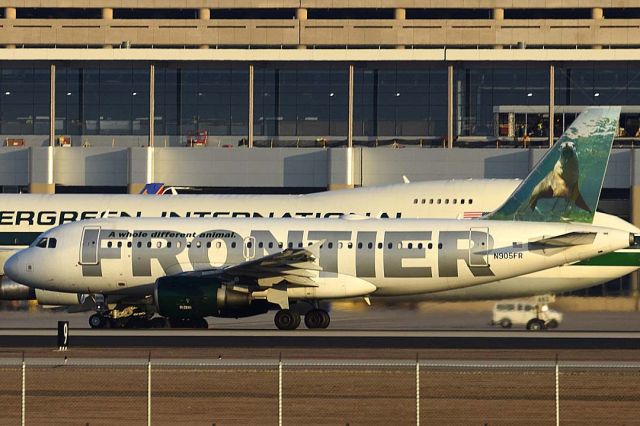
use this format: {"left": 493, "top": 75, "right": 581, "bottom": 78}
{"left": 4, "top": 146, "right": 638, "bottom": 190}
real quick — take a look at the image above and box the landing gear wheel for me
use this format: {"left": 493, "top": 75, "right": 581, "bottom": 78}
{"left": 89, "top": 314, "right": 106, "bottom": 329}
{"left": 195, "top": 318, "right": 209, "bottom": 329}
{"left": 305, "top": 309, "right": 331, "bottom": 329}
{"left": 275, "top": 309, "right": 301, "bottom": 330}
{"left": 304, "top": 310, "right": 323, "bottom": 329}
{"left": 150, "top": 317, "right": 170, "bottom": 328}
{"left": 319, "top": 310, "right": 330, "bottom": 329}
{"left": 499, "top": 318, "right": 512, "bottom": 329}
{"left": 526, "top": 318, "right": 546, "bottom": 331}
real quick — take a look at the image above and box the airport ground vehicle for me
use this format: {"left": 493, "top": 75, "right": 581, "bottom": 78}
{"left": 492, "top": 301, "right": 563, "bottom": 330}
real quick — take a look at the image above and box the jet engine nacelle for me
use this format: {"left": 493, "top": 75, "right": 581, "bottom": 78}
{"left": 0, "top": 276, "right": 35, "bottom": 300}
{"left": 154, "top": 276, "right": 268, "bottom": 319}
{"left": 35, "top": 289, "right": 83, "bottom": 306}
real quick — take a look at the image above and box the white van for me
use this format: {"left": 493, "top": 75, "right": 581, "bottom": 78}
{"left": 492, "top": 301, "right": 563, "bottom": 331}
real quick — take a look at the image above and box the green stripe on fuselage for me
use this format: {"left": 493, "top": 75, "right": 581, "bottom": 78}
{"left": 576, "top": 250, "right": 640, "bottom": 267}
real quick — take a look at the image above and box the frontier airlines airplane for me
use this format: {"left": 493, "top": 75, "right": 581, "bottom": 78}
{"left": 5, "top": 107, "right": 635, "bottom": 329}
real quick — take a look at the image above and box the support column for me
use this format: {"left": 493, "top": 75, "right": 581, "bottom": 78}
{"left": 149, "top": 64, "right": 155, "bottom": 147}
{"left": 549, "top": 64, "right": 555, "bottom": 148}
{"left": 29, "top": 147, "right": 55, "bottom": 194}
{"left": 128, "top": 147, "right": 154, "bottom": 194}
{"left": 447, "top": 64, "right": 454, "bottom": 148}
{"left": 492, "top": 8, "right": 504, "bottom": 49}
{"left": 50, "top": 64, "right": 55, "bottom": 148}
{"left": 199, "top": 8, "right": 210, "bottom": 48}
{"left": 248, "top": 64, "right": 254, "bottom": 148}
{"left": 102, "top": 8, "right": 114, "bottom": 48}
{"left": 5, "top": 7, "right": 16, "bottom": 48}
{"left": 296, "top": 8, "right": 307, "bottom": 49}
{"left": 394, "top": 8, "right": 406, "bottom": 49}
{"left": 348, "top": 64, "right": 354, "bottom": 148}
{"left": 592, "top": 7, "right": 603, "bottom": 49}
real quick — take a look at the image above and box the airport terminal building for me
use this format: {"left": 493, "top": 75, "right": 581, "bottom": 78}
{"left": 0, "top": 1, "right": 639, "bottom": 294}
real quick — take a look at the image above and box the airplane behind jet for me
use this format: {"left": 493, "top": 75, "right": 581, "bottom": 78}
{"left": 5, "top": 106, "right": 632, "bottom": 330}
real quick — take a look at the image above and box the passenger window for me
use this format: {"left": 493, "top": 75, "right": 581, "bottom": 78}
{"left": 378, "top": 242, "right": 382, "bottom": 249}
{"left": 137, "top": 242, "right": 142, "bottom": 248}
{"left": 288, "top": 242, "right": 293, "bottom": 248}
{"left": 269, "top": 242, "right": 274, "bottom": 248}
{"left": 157, "top": 241, "right": 162, "bottom": 248}
{"left": 358, "top": 242, "right": 363, "bottom": 249}
{"left": 258, "top": 242, "right": 264, "bottom": 248}
{"left": 428, "top": 243, "right": 433, "bottom": 249}
{"left": 418, "top": 243, "right": 423, "bottom": 249}
{"left": 429, "top": 199, "right": 434, "bottom": 204}
{"left": 196, "top": 241, "right": 201, "bottom": 248}
{"left": 278, "top": 242, "right": 283, "bottom": 248}
{"left": 348, "top": 242, "right": 353, "bottom": 249}
{"left": 387, "top": 243, "right": 393, "bottom": 249}
{"left": 36, "top": 238, "right": 48, "bottom": 248}
{"left": 469, "top": 199, "right": 473, "bottom": 205}
{"left": 298, "top": 242, "right": 303, "bottom": 248}
{"left": 48, "top": 238, "right": 57, "bottom": 249}
{"left": 206, "top": 242, "right": 211, "bottom": 248}
{"left": 186, "top": 242, "right": 191, "bottom": 248}
{"left": 453, "top": 199, "right": 457, "bottom": 204}
{"left": 437, "top": 199, "right": 441, "bottom": 204}
{"left": 339, "top": 242, "right": 343, "bottom": 249}
{"left": 147, "top": 242, "right": 152, "bottom": 248}
{"left": 107, "top": 241, "right": 113, "bottom": 248}
{"left": 398, "top": 242, "right": 403, "bottom": 249}
{"left": 413, "top": 199, "right": 418, "bottom": 204}
{"left": 231, "top": 242, "right": 236, "bottom": 248}
{"left": 127, "top": 242, "right": 132, "bottom": 248}
{"left": 216, "top": 242, "right": 222, "bottom": 249}
{"left": 328, "top": 242, "right": 333, "bottom": 249}
{"left": 246, "top": 242, "right": 252, "bottom": 249}
{"left": 176, "top": 242, "right": 182, "bottom": 249}
{"left": 167, "top": 242, "right": 172, "bottom": 248}
{"left": 445, "top": 199, "right": 449, "bottom": 204}
{"left": 408, "top": 243, "right": 413, "bottom": 249}
{"left": 421, "top": 199, "right": 426, "bottom": 204}
{"left": 461, "top": 199, "right": 465, "bottom": 205}
{"left": 117, "top": 241, "right": 122, "bottom": 248}
{"left": 438, "top": 243, "right": 443, "bottom": 249}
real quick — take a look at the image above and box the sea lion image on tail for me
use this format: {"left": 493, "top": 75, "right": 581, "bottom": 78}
{"left": 528, "top": 141, "right": 591, "bottom": 213}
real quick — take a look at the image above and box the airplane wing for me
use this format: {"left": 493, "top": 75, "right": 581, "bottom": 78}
{"left": 180, "top": 240, "right": 324, "bottom": 288}
{"left": 530, "top": 232, "right": 597, "bottom": 247}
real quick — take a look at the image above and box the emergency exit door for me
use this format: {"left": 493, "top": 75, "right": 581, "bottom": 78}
{"left": 80, "top": 226, "right": 101, "bottom": 265}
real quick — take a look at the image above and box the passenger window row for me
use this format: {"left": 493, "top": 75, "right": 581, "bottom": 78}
{"left": 413, "top": 198, "right": 473, "bottom": 205}
{"left": 102, "top": 239, "right": 444, "bottom": 250}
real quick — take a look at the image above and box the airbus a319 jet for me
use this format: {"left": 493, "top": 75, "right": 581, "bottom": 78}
{"left": 6, "top": 107, "right": 634, "bottom": 329}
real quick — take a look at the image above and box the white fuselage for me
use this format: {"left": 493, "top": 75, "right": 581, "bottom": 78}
{"left": 5, "top": 217, "right": 632, "bottom": 301}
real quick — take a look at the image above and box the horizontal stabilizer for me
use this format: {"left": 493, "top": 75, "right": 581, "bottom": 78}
{"left": 530, "top": 232, "right": 597, "bottom": 247}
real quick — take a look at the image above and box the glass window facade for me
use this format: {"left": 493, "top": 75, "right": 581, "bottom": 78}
{"left": 56, "top": 64, "right": 149, "bottom": 136}
{"left": 254, "top": 64, "right": 347, "bottom": 138}
{"left": 155, "top": 64, "right": 248, "bottom": 137}
{"left": 354, "top": 64, "right": 447, "bottom": 138}
{"left": 454, "top": 64, "right": 549, "bottom": 140}
{"left": 0, "top": 65, "right": 50, "bottom": 135}
{"left": 555, "top": 63, "right": 640, "bottom": 138}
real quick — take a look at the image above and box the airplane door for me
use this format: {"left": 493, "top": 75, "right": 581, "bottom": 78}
{"left": 80, "top": 226, "right": 101, "bottom": 265}
{"left": 243, "top": 236, "right": 256, "bottom": 260}
{"left": 469, "top": 227, "right": 489, "bottom": 267}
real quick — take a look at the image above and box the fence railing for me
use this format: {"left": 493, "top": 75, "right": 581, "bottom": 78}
{"left": 1, "top": 357, "right": 639, "bottom": 425}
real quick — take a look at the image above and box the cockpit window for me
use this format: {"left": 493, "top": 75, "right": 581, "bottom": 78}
{"left": 35, "top": 238, "right": 48, "bottom": 248}
{"left": 48, "top": 238, "right": 57, "bottom": 249}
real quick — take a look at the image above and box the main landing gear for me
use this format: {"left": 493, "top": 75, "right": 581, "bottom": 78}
{"left": 273, "top": 308, "right": 330, "bottom": 330}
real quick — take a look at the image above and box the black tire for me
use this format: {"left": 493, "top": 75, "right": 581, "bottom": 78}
{"left": 150, "top": 317, "right": 169, "bottom": 328}
{"left": 526, "top": 318, "right": 545, "bottom": 331}
{"left": 319, "top": 310, "right": 331, "bottom": 329}
{"left": 89, "top": 314, "right": 105, "bottom": 329}
{"left": 275, "top": 309, "right": 300, "bottom": 330}
{"left": 499, "top": 318, "right": 512, "bottom": 329}
{"left": 196, "top": 318, "right": 209, "bottom": 329}
{"left": 546, "top": 319, "right": 559, "bottom": 329}
{"left": 304, "top": 310, "right": 323, "bottom": 329}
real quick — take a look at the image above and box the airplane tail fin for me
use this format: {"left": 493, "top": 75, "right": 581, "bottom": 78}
{"left": 139, "top": 183, "right": 165, "bottom": 195}
{"left": 486, "top": 106, "right": 621, "bottom": 223}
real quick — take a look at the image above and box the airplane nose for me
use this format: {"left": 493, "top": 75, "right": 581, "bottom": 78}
{"left": 4, "top": 252, "right": 25, "bottom": 284}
